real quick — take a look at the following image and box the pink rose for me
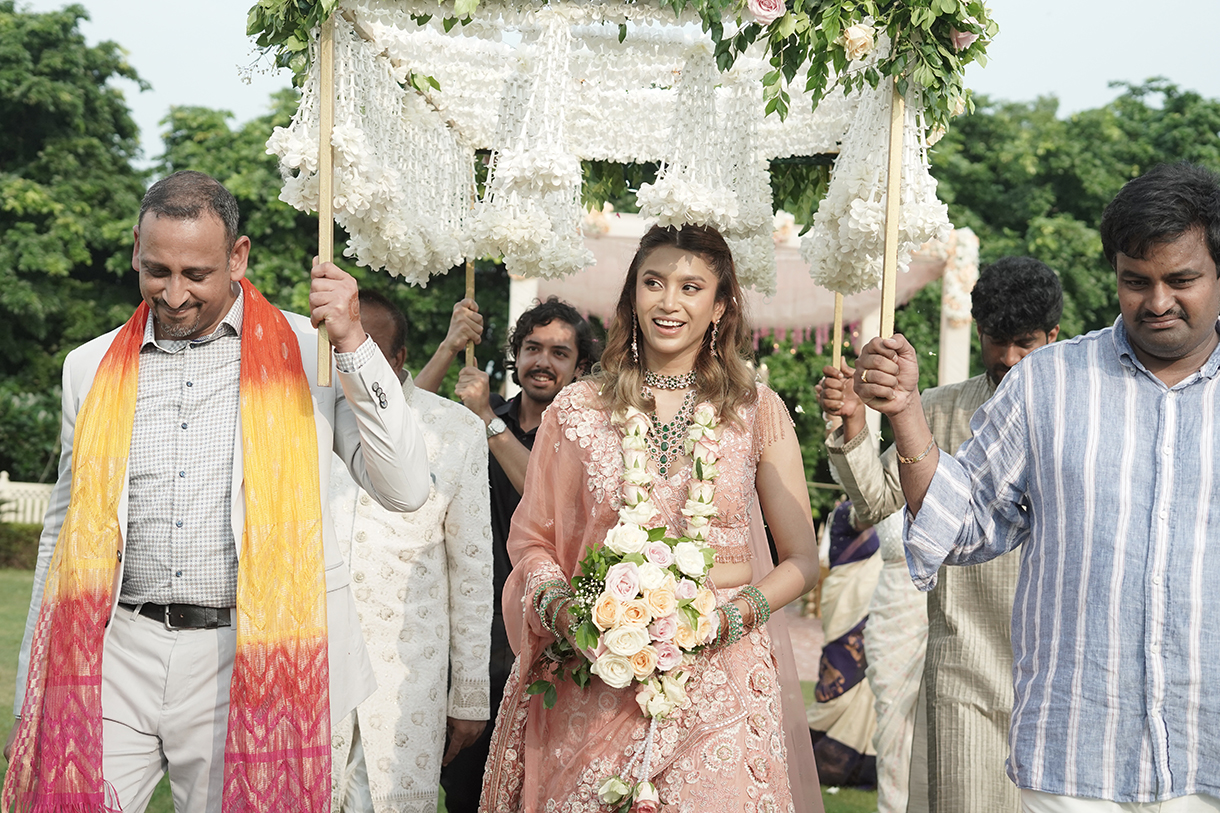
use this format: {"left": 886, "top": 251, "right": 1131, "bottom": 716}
{"left": 675, "top": 578, "right": 698, "bottom": 601}
{"left": 645, "top": 541, "right": 674, "bottom": 568}
{"left": 950, "top": 19, "right": 979, "bottom": 51}
{"left": 605, "top": 562, "right": 642, "bottom": 601}
{"left": 632, "top": 802, "right": 659, "bottom": 813}
{"left": 623, "top": 483, "right": 649, "bottom": 506}
{"left": 654, "top": 640, "right": 683, "bottom": 671}
{"left": 746, "top": 0, "right": 784, "bottom": 26}
{"left": 649, "top": 614, "right": 678, "bottom": 642}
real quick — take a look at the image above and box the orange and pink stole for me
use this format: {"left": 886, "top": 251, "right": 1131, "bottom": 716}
{"left": 2, "top": 279, "right": 332, "bottom": 812}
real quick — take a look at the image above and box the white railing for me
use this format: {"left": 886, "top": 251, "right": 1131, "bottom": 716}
{"left": 0, "top": 471, "right": 52, "bottom": 525}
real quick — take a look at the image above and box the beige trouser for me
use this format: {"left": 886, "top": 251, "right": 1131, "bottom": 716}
{"left": 1023, "top": 790, "right": 1220, "bottom": 812}
{"left": 100, "top": 605, "right": 236, "bottom": 813}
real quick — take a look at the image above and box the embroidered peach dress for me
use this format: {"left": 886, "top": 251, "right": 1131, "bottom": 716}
{"left": 480, "top": 381, "right": 821, "bottom": 813}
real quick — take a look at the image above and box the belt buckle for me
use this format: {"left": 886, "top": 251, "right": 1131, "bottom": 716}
{"left": 163, "top": 604, "right": 185, "bottom": 631}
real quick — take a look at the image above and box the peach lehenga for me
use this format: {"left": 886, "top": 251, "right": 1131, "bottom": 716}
{"left": 480, "top": 381, "right": 821, "bottom": 813}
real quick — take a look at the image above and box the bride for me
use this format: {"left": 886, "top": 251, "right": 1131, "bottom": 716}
{"left": 480, "top": 224, "right": 821, "bottom": 813}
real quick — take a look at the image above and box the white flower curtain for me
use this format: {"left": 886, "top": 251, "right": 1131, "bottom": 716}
{"left": 266, "top": 1, "right": 951, "bottom": 295}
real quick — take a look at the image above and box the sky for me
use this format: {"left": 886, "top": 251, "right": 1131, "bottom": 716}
{"left": 22, "top": 0, "right": 1220, "bottom": 165}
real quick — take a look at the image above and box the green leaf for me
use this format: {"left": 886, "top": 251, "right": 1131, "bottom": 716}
{"left": 619, "top": 23, "right": 627, "bottom": 43}
{"left": 623, "top": 553, "right": 646, "bottom": 565}
{"left": 526, "top": 679, "right": 552, "bottom": 696}
{"left": 575, "top": 621, "right": 600, "bottom": 652}
{"left": 442, "top": 16, "right": 457, "bottom": 32}
{"left": 544, "top": 684, "right": 558, "bottom": 708}
{"left": 647, "top": 527, "right": 667, "bottom": 541}
{"left": 774, "top": 12, "right": 796, "bottom": 39}
{"left": 453, "top": 0, "right": 479, "bottom": 18}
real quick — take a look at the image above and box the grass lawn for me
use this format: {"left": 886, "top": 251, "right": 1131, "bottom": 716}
{"left": 1, "top": 569, "right": 873, "bottom": 813}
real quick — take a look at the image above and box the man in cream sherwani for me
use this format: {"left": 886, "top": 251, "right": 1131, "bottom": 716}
{"left": 330, "top": 291, "right": 493, "bottom": 813}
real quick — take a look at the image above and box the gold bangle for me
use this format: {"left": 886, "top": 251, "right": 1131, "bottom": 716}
{"left": 897, "top": 437, "right": 937, "bottom": 465}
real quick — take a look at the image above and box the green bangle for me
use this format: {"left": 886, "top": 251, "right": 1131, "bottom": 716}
{"left": 532, "top": 579, "right": 568, "bottom": 621}
{"left": 738, "top": 585, "right": 771, "bottom": 628}
{"left": 717, "top": 603, "right": 745, "bottom": 648}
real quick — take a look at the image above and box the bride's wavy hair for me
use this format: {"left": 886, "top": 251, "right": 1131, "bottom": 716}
{"left": 593, "top": 224, "right": 757, "bottom": 425}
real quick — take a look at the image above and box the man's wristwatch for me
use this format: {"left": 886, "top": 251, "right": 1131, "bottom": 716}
{"left": 486, "top": 417, "right": 508, "bottom": 439}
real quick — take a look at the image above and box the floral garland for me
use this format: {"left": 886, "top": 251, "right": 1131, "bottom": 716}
{"left": 530, "top": 401, "right": 721, "bottom": 812}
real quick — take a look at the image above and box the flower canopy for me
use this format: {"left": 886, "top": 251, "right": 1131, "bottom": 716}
{"left": 256, "top": 0, "right": 993, "bottom": 293}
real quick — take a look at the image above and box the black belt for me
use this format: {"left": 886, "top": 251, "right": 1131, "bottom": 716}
{"left": 119, "top": 603, "right": 232, "bottom": 630}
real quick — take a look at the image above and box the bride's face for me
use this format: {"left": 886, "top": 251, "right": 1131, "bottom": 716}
{"left": 633, "top": 246, "right": 726, "bottom": 373}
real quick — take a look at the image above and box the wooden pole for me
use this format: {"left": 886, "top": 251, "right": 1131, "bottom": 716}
{"left": 879, "top": 79, "right": 905, "bottom": 339}
{"left": 464, "top": 259, "right": 476, "bottom": 368}
{"left": 831, "top": 293, "right": 844, "bottom": 369}
{"left": 317, "top": 14, "right": 336, "bottom": 386}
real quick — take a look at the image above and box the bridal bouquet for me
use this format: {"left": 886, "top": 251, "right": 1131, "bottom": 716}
{"left": 529, "top": 405, "right": 721, "bottom": 723}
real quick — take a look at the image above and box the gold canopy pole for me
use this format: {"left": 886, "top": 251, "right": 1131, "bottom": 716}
{"left": 464, "top": 259, "right": 476, "bottom": 368}
{"left": 316, "top": 14, "right": 336, "bottom": 386}
{"left": 879, "top": 79, "right": 905, "bottom": 339}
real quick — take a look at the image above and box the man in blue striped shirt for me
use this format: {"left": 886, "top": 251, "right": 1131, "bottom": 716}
{"left": 855, "top": 162, "right": 1220, "bottom": 811}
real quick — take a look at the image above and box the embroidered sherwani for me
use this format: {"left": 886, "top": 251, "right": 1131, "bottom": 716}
{"left": 330, "top": 380, "right": 493, "bottom": 813}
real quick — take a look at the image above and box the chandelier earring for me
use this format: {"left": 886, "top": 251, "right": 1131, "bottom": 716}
{"left": 631, "top": 313, "right": 639, "bottom": 364}
{"left": 710, "top": 319, "right": 720, "bottom": 357}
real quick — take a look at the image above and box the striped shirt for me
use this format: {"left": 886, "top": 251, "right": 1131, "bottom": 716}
{"left": 906, "top": 318, "right": 1220, "bottom": 804}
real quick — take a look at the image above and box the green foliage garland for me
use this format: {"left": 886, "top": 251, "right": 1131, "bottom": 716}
{"left": 247, "top": 0, "right": 995, "bottom": 129}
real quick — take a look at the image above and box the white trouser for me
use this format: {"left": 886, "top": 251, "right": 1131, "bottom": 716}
{"left": 1023, "top": 790, "right": 1220, "bottom": 813}
{"left": 334, "top": 715, "right": 375, "bottom": 813}
{"left": 100, "top": 605, "right": 236, "bottom": 813}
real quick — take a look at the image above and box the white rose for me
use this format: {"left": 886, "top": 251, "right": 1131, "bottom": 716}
{"left": 692, "top": 402, "right": 716, "bottom": 427}
{"left": 688, "top": 481, "right": 715, "bottom": 503}
{"left": 660, "top": 672, "right": 689, "bottom": 708}
{"left": 603, "top": 625, "right": 651, "bottom": 657}
{"left": 605, "top": 523, "right": 650, "bottom": 555}
{"left": 646, "top": 692, "right": 678, "bottom": 719}
{"left": 621, "top": 434, "right": 646, "bottom": 452}
{"left": 682, "top": 500, "right": 718, "bottom": 520}
{"left": 590, "top": 652, "right": 636, "bottom": 689}
{"left": 637, "top": 561, "right": 667, "bottom": 591}
{"left": 840, "top": 23, "right": 875, "bottom": 61}
{"left": 623, "top": 449, "right": 648, "bottom": 471}
{"left": 623, "top": 412, "right": 651, "bottom": 436}
{"left": 622, "top": 483, "right": 649, "bottom": 506}
{"left": 674, "top": 541, "right": 708, "bottom": 578}
{"left": 619, "top": 500, "right": 657, "bottom": 526}
{"left": 598, "top": 776, "right": 632, "bottom": 805}
{"left": 622, "top": 467, "right": 652, "bottom": 487}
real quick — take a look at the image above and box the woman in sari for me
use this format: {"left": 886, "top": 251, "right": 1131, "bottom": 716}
{"left": 480, "top": 225, "right": 822, "bottom": 813}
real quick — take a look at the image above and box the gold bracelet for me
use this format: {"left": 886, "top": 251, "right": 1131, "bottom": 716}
{"left": 896, "top": 437, "right": 937, "bottom": 465}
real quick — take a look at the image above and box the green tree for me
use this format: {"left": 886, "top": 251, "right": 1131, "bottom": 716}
{"left": 929, "top": 80, "right": 1220, "bottom": 343}
{"left": 0, "top": 1, "right": 148, "bottom": 480}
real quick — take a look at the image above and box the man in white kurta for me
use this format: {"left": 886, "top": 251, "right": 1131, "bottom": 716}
{"left": 329, "top": 292, "right": 493, "bottom": 813}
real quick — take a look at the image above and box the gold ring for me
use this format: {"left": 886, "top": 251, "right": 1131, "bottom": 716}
{"left": 861, "top": 369, "right": 869, "bottom": 384}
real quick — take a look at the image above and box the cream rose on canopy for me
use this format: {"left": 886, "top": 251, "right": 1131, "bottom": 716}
{"left": 840, "top": 23, "right": 875, "bottom": 61}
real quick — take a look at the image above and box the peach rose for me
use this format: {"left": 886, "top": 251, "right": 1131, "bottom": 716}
{"left": 692, "top": 588, "right": 716, "bottom": 616}
{"left": 629, "top": 644, "right": 659, "bottom": 679}
{"left": 696, "top": 612, "right": 718, "bottom": 644}
{"left": 593, "top": 592, "right": 623, "bottom": 631}
{"left": 645, "top": 586, "right": 677, "bottom": 619}
{"left": 674, "top": 619, "right": 699, "bottom": 650}
{"left": 622, "top": 599, "right": 651, "bottom": 626}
